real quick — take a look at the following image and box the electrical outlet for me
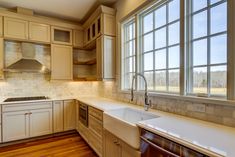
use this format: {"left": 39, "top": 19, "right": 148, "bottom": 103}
{"left": 188, "top": 104, "right": 206, "bottom": 113}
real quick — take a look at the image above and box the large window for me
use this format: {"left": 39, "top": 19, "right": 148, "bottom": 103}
{"left": 140, "top": 0, "right": 180, "bottom": 93}
{"left": 187, "top": 0, "right": 227, "bottom": 96}
{"left": 121, "top": 0, "right": 228, "bottom": 98}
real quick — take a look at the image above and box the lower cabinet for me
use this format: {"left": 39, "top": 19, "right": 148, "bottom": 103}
{"left": 104, "top": 130, "right": 141, "bottom": 157}
{"left": 53, "top": 99, "right": 76, "bottom": 133}
{"left": 2, "top": 102, "right": 53, "bottom": 142}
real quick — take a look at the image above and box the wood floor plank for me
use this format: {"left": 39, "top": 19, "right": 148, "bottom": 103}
{"left": 0, "top": 132, "right": 98, "bottom": 157}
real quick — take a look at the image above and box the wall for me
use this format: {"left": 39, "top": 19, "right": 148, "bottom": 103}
{"left": 101, "top": 0, "right": 235, "bottom": 128}
{"left": 0, "top": 41, "right": 101, "bottom": 100}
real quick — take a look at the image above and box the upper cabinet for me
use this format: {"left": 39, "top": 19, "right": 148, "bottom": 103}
{"left": 83, "top": 6, "right": 116, "bottom": 46}
{"left": 73, "top": 29, "right": 83, "bottom": 48}
{"left": 29, "top": 22, "right": 50, "bottom": 43}
{"left": 51, "top": 26, "right": 73, "bottom": 45}
{"left": 0, "top": 16, "right": 3, "bottom": 37}
{"left": 4, "top": 17, "right": 28, "bottom": 40}
{"left": 0, "top": 38, "right": 4, "bottom": 79}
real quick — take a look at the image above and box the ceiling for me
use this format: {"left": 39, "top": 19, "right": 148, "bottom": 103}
{"left": 0, "top": 0, "right": 116, "bottom": 22}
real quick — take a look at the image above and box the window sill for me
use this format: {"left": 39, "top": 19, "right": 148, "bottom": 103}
{"left": 119, "top": 90, "right": 235, "bottom": 107}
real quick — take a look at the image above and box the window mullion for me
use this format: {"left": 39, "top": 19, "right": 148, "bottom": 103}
{"left": 207, "top": 0, "right": 211, "bottom": 97}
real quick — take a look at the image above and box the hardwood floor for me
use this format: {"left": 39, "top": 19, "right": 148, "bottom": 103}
{"left": 0, "top": 132, "right": 98, "bottom": 157}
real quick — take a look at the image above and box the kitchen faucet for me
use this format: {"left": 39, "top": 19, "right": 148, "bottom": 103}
{"left": 131, "top": 73, "right": 151, "bottom": 111}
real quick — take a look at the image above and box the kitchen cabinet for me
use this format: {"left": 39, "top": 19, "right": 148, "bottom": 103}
{"left": 73, "top": 29, "right": 84, "bottom": 48}
{"left": 0, "top": 105, "right": 1, "bottom": 143}
{"left": 53, "top": 101, "right": 64, "bottom": 133}
{"left": 64, "top": 100, "right": 76, "bottom": 131}
{"left": 0, "top": 38, "right": 4, "bottom": 79}
{"left": 102, "top": 14, "right": 115, "bottom": 36}
{"left": 104, "top": 130, "right": 140, "bottom": 157}
{"left": 96, "top": 35, "right": 115, "bottom": 80}
{"left": 51, "top": 44, "right": 73, "bottom": 80}
{"left": 29, "top": 108, "right": 53, "bottom": 137}
{"left": 29, "top": 22, "right": 50, "bottom": 43}
{"left": 4, "top": 17, "right": 28, "bottom": 40}
{"left": 51, "top": 26, "right": 72, "bottom": 45}
{"left": 0, "top": 16, "right": 3, "bottom": 37}
{"left": 2, "top": 102, "right": 53, "bottom": 142}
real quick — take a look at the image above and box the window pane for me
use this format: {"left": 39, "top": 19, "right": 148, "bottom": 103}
{"left": 210, "top": 65, "right": 226, "bottom": 95}
{"left": 124, "top": 73, "right": 134, "bottom": 89}
{"left": 125, "top": 40, "right": 134, "bottom": 57}
{"left": 155, "top": 27, "right": 166, "bottom": 49}
{"left": 126, "top": 57, "right": 135, "bottom": 73}
{"left": 155, "top": 49, "right": 166, "bottom": 69}
{"left": 169, "top": 46, "right": 180, "bottom": 68}
{"left": 168, "top": 0, "right": 180, "bottom": 22}
{"left": 169, "top": 69, "right": 180, "bottom": 92}
{"left": 168, "top": 21, "right": 180, "bottom": 45}
{"left": 143, "top": 13, "right": 153, "bottom": 33}
{"left": 210, "top": 0, "right": 222, "bottom": 5}
{"left": 144, "top": 52, "right": 153, "bottom": 71}
{"left": 155, "top": 70, "right": 167, "bottom": 91}
{"left": 192, "top": 0, "right": 207, "bottom": 12}
{"left": 210, "top": 3, "right": 227, "bottom": 34}
{"left": 128, "top": 24, "right": 133, "bottom": 40}
{"left": 193, "top": 11, "right": 207, "bottom": 39}
{"left": 144, "top": 72, "right": 154, "bottom": 90}
{"left": 193, "top": 67, "right": 207, "bottom": 94}
{"left": 144, "top": 33, "right": 153, "bottom": 52}
{"left": 193, "top": 39, "right": 207, "bottom": 66}
{"left": 155, "top": 5, "right": 166, "bottom": 28}
{"left": 210, "top": 34, "right": 227, "bottom": 64}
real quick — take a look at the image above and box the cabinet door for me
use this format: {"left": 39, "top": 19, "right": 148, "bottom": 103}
{"left": 64, "top": 100, "right": 76, "bottom": 131}
{"left": 0, "top": 16, "right": 3, "bottom": 37}
{"left": 4, "top": 17, "right": 28, "bottom": 40}
{"left": 102, "top": 14, "right": 116, "bottom": 36}
{"left": 104, "top": 130, "right": 121, "bottom": 157}
{"left": 51, "top": 26, "right": 72, "bottom": 45}
{"left": 73, "top": 29, "right": 83, "bottom": 48}
{"left": 0, "top": 38, "right": 4, "bottom": 79}
{"left": 2, "top": 111, "right": 29, "bottom": 142}
{"left": 53, "top": 101, "right": 64, "bottom": 133}
{"left": 29, "top": 22, "right": 50, "bottom": 43}
{"left": 51, "top": 44, "right": 73, "bottom": 80}
{"left": 30, "top": 108, "right": 53, "bottom": 137}
{"left": 96, "top": 35, "right": 115, "bottom": 80}
{"left": 121, "top": 140, "right": 141, "bottom": 157}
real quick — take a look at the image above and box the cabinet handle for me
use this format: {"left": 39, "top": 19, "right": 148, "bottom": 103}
{"left": 24, "top": 113, "right": 28, "bottom": 115}
{"left": 29, "top": 112, "right": 32, "bottom": 115}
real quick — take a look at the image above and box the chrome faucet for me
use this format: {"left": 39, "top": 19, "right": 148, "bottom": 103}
{"left": 131, "top": 73, "right": 151, "bottom": 111}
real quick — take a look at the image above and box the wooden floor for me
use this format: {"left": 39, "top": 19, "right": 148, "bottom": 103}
{"left": 0, "top": 132, "right": 98, "bottom": 157}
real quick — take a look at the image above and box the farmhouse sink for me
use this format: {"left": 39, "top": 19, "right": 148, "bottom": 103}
{"left": 103, "top": 107, "right": 159, "bottom": 149}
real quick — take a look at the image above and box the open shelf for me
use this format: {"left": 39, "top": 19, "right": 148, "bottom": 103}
{"left": 73, "top": 58, "right": 96, "bottom": 65}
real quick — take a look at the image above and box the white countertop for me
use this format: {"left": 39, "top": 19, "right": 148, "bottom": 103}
{"left": 77, "top": 96, "right": 235, "bottom": 157}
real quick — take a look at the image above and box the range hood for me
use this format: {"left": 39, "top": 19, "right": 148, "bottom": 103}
{"left": 3, "top": 42, "right": 50, "bottom": 73}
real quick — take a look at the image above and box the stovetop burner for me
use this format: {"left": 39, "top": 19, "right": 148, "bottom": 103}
{"left": 3, "top": 96, "right": 49, "bottom": 102}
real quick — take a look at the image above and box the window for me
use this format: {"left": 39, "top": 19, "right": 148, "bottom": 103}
{"left": 140, "top": 0, "right": 180, "bottom": 93}
{"left": 121, "top": 19, "right": 136, "bottom": 90}
{"left": 120, "top": 0, "right": 229, "bottom": 99}
{"left": 187, "top": 0, "right": 227, "bottom": 96}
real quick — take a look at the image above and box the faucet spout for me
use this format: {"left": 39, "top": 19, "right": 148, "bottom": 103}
{"left": 130, "top": 73, "right": 152, "bottom": 111}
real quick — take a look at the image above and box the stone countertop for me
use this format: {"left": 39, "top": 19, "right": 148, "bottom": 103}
{"left": 77, "top": 96, "right": 235, "bottom": 157}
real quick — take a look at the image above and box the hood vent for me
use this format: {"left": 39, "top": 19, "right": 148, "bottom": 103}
{"left": 4, "top": 42, "right": 50, "bottom": 73}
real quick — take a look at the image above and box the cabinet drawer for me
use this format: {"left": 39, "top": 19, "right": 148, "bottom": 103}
{"left": 2, "top": 102, "right": 52, "bottom": 112}
{"left": 78, "top": 121, "right": 90, "bottom": 143}
{"left": 89, "top": 114, "right": 103, "bottom": 137}
{"left": 89, "top": 106, "right": 103, "bottom": 121}
{"left": 89, "top": 129, "right": 103, "bottom": 157}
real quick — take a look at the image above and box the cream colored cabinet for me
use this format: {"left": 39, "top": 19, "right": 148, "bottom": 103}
{"left": 53, "top": 101, "right": 64, "bottom": 133}
{"left": 30, "top": 108, "right": 53, "bottom": 137}
{"left": 0, "top": 38, "right": 4, "bottom": 79}
{"left": 2, "top": 111, "right": 29, "bottom": 142}
{"left": 29, "top": 22, "right": 50, "bottom": 43}
{"left": 64, "top": 100, "right": 76, "bottom": 131}
{"left": 51, "top": 44, "right": 73, "bottom": 80}
{"left": 0, "top": 16, "right": 3, "bottom": 37}
{"left": 104, "top": 130, "right": 140, "bottom": 157}
{"left": 96, "top": 35, "right": 115, "bottom": 80}
{"left": 51, "top": 26, "right": 72, "bottom": 45}
{"left": 73, "top": 29, "right": 83, "bottom": 48}
{"left": 102, "top": 14, "right": 115, "bottom": 36}
{"left": 4, "top": 17, "right": 28, "bottom": 40}
{"left": 2, "top": 102, "right": 53, "bottom": 142}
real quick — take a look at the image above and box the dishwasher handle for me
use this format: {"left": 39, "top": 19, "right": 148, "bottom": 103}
{"left": 140, "top": 136, "right": 180, "bottom": 157}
